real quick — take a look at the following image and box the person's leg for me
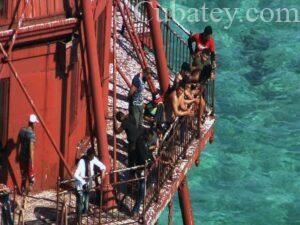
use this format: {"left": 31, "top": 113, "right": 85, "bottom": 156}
{"left": 2, "top": 195, "right": 13, "bottom": 225}
{"left": 128, "top": 141, "right": 136, "bottom": 168}
{"left": 82, "top": 190, "right": 90, "bottom": 214}
{"left": 132, "top": 180, "right": 145, "bottom": 215}
{"left": 138, "top": 105, "right": 144, "bottom": 127}
{"left": 28, "top": 161, "right": 35, "bottom": 191}
{"left": 76, "top": 190, "right": 83, "bottom": 221}
{"left": 199, "top": 97, "right": 205, "bottom": 123}
{"left": 20, "top": 160, "right": 27, "bottom": 194}
{"left": 131, "top": 105, "right": 140, "bottom": 127}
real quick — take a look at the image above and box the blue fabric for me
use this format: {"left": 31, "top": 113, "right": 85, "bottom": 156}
{"left": 75, "top": 189, "right": 90, "bottom": 220}
{"left": 132, "top": 74, "right": 145, "bottom": 106}
{"left": 132, "top": 180, "right": 145, "bottom": 214}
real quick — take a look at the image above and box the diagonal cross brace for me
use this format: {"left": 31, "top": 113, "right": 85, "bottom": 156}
{"left": 115, "top": 0, "right": 157, "bottom": 93}
{"left": 0, "top": 43, "right": 73, "bottom": 177}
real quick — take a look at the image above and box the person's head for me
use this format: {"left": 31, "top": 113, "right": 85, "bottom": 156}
{"left": 203, "top": 26, "right": 213, "bottom": 42}
{"left": 142, "top": 67, "right": 152, "bottom": 81}
{"left": 180, "top": 62, "right": 191, "bottom": 76}
{"left": 185, "top": 82, "right": 192, "bottom": 90}
{"left": 176, "top": 82, "right": 185, "bottom": 96}
{"left": 86, "top": 147, "right": 96, "bottom": 161}
{"left": 201, "top": 49, "right": 210, "bottom": 63}
{"left": 116, "top": 111, "right": 126, "bottom": 122}
{"left": 28, "top": 114, "right": 39, "bottom": 129}
{"left": 144, "top": 129, "right": 154, "bottom": 142}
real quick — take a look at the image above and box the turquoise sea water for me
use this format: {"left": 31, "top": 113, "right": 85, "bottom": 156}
{"left": 158, "top": 0, "right": 300, "bottom": 224}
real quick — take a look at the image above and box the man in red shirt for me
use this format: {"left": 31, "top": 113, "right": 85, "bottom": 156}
{"left": 188, "top": 26, "right": 216, "bottom": 69}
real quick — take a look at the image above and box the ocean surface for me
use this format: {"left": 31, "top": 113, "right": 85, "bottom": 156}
{"left": 158, "top": 0, "right": 300, "bottom": 224}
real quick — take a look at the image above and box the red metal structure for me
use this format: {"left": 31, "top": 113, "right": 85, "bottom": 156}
{"left": 0, "top": 0, "right": 216, "bottom": 224}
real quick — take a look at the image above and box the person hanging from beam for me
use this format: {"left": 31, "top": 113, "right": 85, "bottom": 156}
{"left": 128, "top": 67, "right": 152, "bottom": 127}
{"left": 188, "top": 26, "right": 217, "bottom": 69}
{"left": 16, "top": 114, "right": 39, "bottom": 194}
{"left": 74, "top": 148, "right": 106, "bottom": 223}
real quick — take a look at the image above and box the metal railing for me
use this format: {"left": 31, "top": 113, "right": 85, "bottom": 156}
{"left": 56, "top": 166, "right": 146, "bottom": 225}
{"left": 158, "top": 4, "right": 191, "bottom": 73}
{"left": 144, "top": 115, "right": 197, "bottom": 211}
{"left": 126, "top": 0, "right": 191, "bottom": 74}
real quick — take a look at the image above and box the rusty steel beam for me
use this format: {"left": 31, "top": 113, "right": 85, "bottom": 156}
{"left": 113, "top": 2, "right": 118, "bottom": 182}
{"left": 116, "top": 64, "right": 131, "bottom": 88}
{"left": 115, "top": 0, "right": 147, "bottom": 68}
{"left": 7, "top": 0, "right": 31, "bottom": 58}
{"left": 82, "top": 0, "right": 115, "bottom": 207}
{"left": 122, "top": 2, "right": 148, "bottom": 68}
{"left": 0, "top": 18, "right": 78, "bottom": 45}
{"left": 0, "top": 43, "right": 73, "bottom": 177}
{"left": 116, "top": 0, "right": 157, "bottom": 94}
{"left": 101, "top": 0, "right": 113, "bottom": 114}
{"left": 178, "top": 178, "right": 195, "bottom": 225}
{"left": 146, "top": 0, "right": 170, "bottom": 94}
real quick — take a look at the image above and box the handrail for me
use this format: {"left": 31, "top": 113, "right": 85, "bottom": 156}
{"left": 126, "top": 0, "right": 191, "bottom": 74}
{"left": 157, "top": 3, "right": 191, "bottom": 37}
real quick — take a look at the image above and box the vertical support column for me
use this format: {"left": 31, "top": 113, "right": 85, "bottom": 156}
{"left": 146, "top": 0, "right": 170, "bottom": 94}
{"left": 178, "top": 177, "right": 195, "bottom": 225}
{"left": 102, "top": 0, "right": 113, "bottom": 113}
{"left": 82, "top": 0, "right": 115, "bottom": 207}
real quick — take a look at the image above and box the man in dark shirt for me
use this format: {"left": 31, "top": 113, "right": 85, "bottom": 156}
{"left": 16, "top": 114, "right": 39, "bottom": 194}
{"left": 135, "top": 129, "right": 158, "bottom": 166}
{"left": 114, "top": 111, "right": 143, "bottom": 168}
{"left": 128, "top": 67, "right": 152, "bottom": 127}
{"left": 132, "top": 129, "right": 158, "bottom": 217}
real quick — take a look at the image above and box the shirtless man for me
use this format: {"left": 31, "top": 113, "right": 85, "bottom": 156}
{"left": 165, "top": 83, "right": 196, "bottom": 123}
{"left": 184, "top": 82, "right": 206, "bottom": 131}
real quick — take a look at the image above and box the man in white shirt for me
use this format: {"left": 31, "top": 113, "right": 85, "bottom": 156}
{"left": 74, "top": 148, "right": 106, "bottom": 221}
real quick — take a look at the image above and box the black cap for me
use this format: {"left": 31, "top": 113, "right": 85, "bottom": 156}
{"left": 204, "top": 26, "right": 213, "bottom": 35}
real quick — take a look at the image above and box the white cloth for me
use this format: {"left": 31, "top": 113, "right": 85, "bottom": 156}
{"left": 74, "top": 157, "right": 106, "bottom": 190}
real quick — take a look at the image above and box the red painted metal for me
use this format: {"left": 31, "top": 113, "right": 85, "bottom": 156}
{"left": 115, "top": 0, "right": 147, "bottom": 69}
{"left": 7, "top": 0, "right": 30, "bottom": 58}
{"left": 101, "top": 0, "right": 113, "bottom": 114}
{"left": 146, "top": 0, "right": 170, "bottom": 94}
{"left": 0, "top": 18, "right": 78, "bottom": 45}
{"left": 0, "top": 43, "right": 73, "bottom": 177}
{"left": 178, "top": 178, "right": 195, "bottom": 225}
{"left": 116, "top": 0, "right": 157, "bottom": 94}
{"left": 116, "top": 64, "right": 131, "bottom": 88}
{"left": 82, "top": 0, "right": 115, "bottom": 207}
{"left": 112, "top": 1, "right": 118, "bottom": 182}
{"left": 122, "top": 1, "right": 148, "bottom": 68}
